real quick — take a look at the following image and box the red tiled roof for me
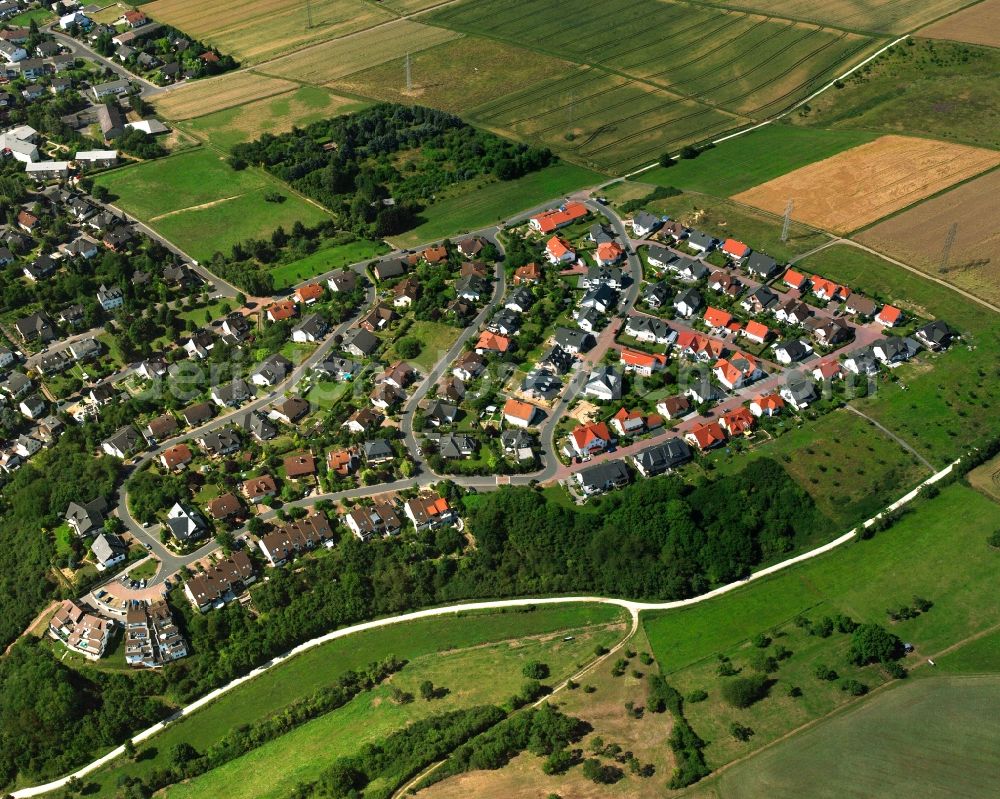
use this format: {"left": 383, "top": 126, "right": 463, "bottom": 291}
{"left": 744, "top": 320, "right": 770, "bottom": 341}
{"left": 476, "top": 331, "right": 511, "bottom": 352}
{"left": 531, "top": 202, "right": 588, "bottom": 233}
{"left": 571, "top": 421, "right": 611, "bottom": 451}
{"left": 295, "top": 283, "right": 323, "bottom": 303}
{"left": 687, "top": 421, "right": 726, "bottom": 449}
{"left": 161, "top": 443, "right": 191, "bottom": 469}
{"left": 596, "top": 241, "right": 624, "bottom": 262}
{"left": 704, "top": 306, "right": 733, "bottom": 329}
{"left": 783, "top": 269, "right": 807, "bottom": 288}
{"left": 546, "top": 236, "right": 574, "bottom": 259}
{"left": 267, "top": 300, "right": 296, "bottom": 321}
{"left": 878, "top": 305, "right": 902, "bottom": 324}
{"left": 753, "top": 393, "right": 785, "bottom": 412}
{"left": 619, "top": 346, "right": 667, "bottom": 369}
{"left": 721, "top": 239, "right": 749, "bottom": 258}
{"left": 503, "top": 398, "right": 537, "bottom": 422}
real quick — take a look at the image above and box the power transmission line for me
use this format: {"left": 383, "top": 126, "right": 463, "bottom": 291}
{"left": 780, "top": 198, "right": 794, "bottom": 242}
{"left": 939, "top": 222, "right": 957, "bottom": 273}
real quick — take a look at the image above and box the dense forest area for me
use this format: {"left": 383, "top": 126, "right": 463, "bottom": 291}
{"left": 229, "top": 104, "right": 555, "bottom": 237}
{"left": 0, "top": 458, "right": 826, "bottom": 789}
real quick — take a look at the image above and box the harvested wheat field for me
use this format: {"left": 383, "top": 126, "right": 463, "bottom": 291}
{"left": 919, "top": 0, "right": 1000, "bottom": 48}
{"left": 143, "top": 0, "right": 394, "bottom": 64}
{"left": 155, "top": 72, "right": 298, "bottom": 120}
{"left": 733, "top": 135, "right": 1000, "bottom": 233}
{"left": 856, "top": 168, "right": 1000, "bottom": 306}
{"left": 262, "top": 20, "right": 462, "bottom": 85}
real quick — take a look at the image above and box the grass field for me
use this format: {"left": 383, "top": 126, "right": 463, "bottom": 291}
{"left": 644, "top": 483, "right": 1000, "bottom": 771}
{"left": 167, "top": 621, "right": 626, "bottom": 799}
{"left": 261, "top": 19, "right": 462, "bottom": 84}
{"left": 707, "top": 406, "right": 930, "bottom": 529}
{"left": 792, "top": 39, "right": 1000, "bottom": 150}
{"left": 855, "top": 167, "right": 1000, "bottom": 307}
{"left": 796, "top": 244, "right": 1000, "bottom": 464}
{"left": 269, "top": 238, "right": 389, "bottom": 290}
{"left": 640, "top": 125, "right": 877, "bottom": 196}
{"left": 154, "top": 72, "right": 301, "bottom": 120}
{"left": 420, "top": 627, "right": 674, "bottom": 799}
{"left": 394, "top": 320, "right": 462, "bottom": 372}
{"left": 330, "top": 36, "right": 579, "bottom": 114}
{"left": 733, "top": 135, "right": 1000, "bottom": 233}
{"left": 423, "top": 0, "right": 880, "bottom": 173}
{"left": 82, "top": 604, "right": 624, "bottom": 797}
{"left": 389, "top": 162, "right": 604, "bottom": 248}
{"left": 919, "top": 0, "right": 1000, "bottom": 48}
{"left": 93, "top": 149, "right": 330, "bottom": 261}
{"left": 691, "top": 677, "right": 1000, "bottom": 798}
{"left": 939, "top": 628, "right": 1000, "bottom": 673}
{"left": 180, "top": 87, "right": 369, "bottom": 151}
{"left": 693, "top": 0, "right": 973, "bottom": 34}
{"left": 966, "top": 453, "right": 1000, "bottom": 504}
{"left": 142, "top": 0, "right": 396, "bottom": 64}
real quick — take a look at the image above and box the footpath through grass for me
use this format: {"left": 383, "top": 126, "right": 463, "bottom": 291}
{"left": 81, "top": 604, "right": 624, "bottom": 797}
{"left": 643, "top": 484, "right": 1000, "bottom": 771}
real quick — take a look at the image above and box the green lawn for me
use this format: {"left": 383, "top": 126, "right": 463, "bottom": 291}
{"left": 9, "top": 8, "right": 55, "bottom": 25}
{"left": 797, "top": 244, "right": 1000, "bottom": 464}
{"left": 165, "top": 619, "right": 626, "bottom": 799}
{"left": 389, "top": 162, "right": 604, "bottom": 248}
{"left": 81, "top": 604, "right": 624, "bottom": 798}
{"left": 692, "top": 677, "right": 1000, "bottom": 799}
{"left": 269, "top": 238, "right": 389, "bottom": 290}
{"left": 395, "top": 320, "right": 462, "bottom": 372}
{"left": 643, "top": 484, "right": 1000, "bottom": 771}
{"left": 304, "top": 379, "right": 352, "bottom": 410}
{"left": 177, "top": 299, "right": 233, "bottom": 328}
{"left": 640, "top": 126, "right": 876, "bottom": 196}
{"left": 93, "top": 149, "right": 331, "bottom": 261}
{"left": 52, "top": 523, "right": 74, "bottom": 561}
{"left": 127, "top": 559, "right": 160, "bottom": 582}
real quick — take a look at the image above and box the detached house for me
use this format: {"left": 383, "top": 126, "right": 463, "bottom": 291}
{"left": 632, "top": 438, "right": 691, "bottom": 476}
{"left": 404, "top": 494, "right": 455, "bottom": 531}
{"left": 569, "top": 421, "right": 612, "bottom": 458}
{"left": 619, "top": 347, "right": 667, "bottom": 376}
{"left": 575, "top": 459, "right": 630, "bottom": 496}
{"left": 503, "top": 397, "right": 540, "bottom": 428}
{"left": 545, "top": 236, "right": 575, "bottom": 265}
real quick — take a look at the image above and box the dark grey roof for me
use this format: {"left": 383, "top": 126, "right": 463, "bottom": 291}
{"left": 425, "top": 400, "right": 458, "bottom": 425}
{"left": 746, "top": 252, "right": 780, "bottom": 279}
{"left": 91, "top": 532, "right": 126, "bottom": 565}
{"left": 345, "top": 328, "right": 379, "bottom": 356}
{"left": 686, "top": 231, "right": 715, "bottom": 250}
{"left": 253, "top": 354, "right": 292, "bottom": 384}
{"left": 554, "top": 327, "right": 594, "bottom": 352}
{"left": 775, "top": 340, "right": 811, "bottom": 361}
{"left": 363, "top": 439, "right": 394, "bottom": 461}
{"left": 540, "top": 344, "right": 573, "bottom": 374}
{"left": 577, "top": 459, "right": 630, "bottom": 492}
{"left": 292, "top": 313, "right": 328, "bottom": 339}
{"left": 634, "top": 438, "right": 691, "bottom": 474}
{"left": 916, "top": 320, "right": 953, "bottom": 347}
{"left": 674, "top": 287, "right": 703, "bottom": 309}
{"left": 236, "top": 410, "right": 277, "bottom": 441}
{"left": 65, "top": 496, "right": 107, "bottom": 535}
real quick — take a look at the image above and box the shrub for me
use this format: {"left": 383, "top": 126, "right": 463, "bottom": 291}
{"left": 752, "top": 633, "right": 771, "bottom": 648}
{"left": 814, "top": 664, "right": 838, "bottom": 681}
{"left": 686, "top": 689, "right": 708, "bottom": 703}
{"left": 988, "top": 530, "right": 1000, "bottom": 548}
{"left": 720, "top": 675, "right": 769, "bottom": 709}
{"left": 730, "top": 723, "right": 755, "bottom": 742}
{"left": 396, "top": 336, "right": 422, "bottom": 359}
{"left": 522, "top": 661, "right": 549, "bottom": 680}
{"left": 841, "top": 679, "right": 869, "bottom": 696}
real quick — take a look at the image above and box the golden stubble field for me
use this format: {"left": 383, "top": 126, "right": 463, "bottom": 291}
{"left": 918, "top": 0, "right": 1000, "bottom": 48}
{"left": 142, "top": 0, "right": 394, "bottom": 64}
{"left": 154, "top": 71, "right": 299, "bottom": 120}
{"left": 732, "top": 134, "right": 1000, "bottom": 233}
{"left": 855, "top": 168, "right": 1000, "bottom": 306}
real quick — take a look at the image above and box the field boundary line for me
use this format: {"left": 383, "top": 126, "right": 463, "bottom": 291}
{"left": 11, "top": 456, "right": 960, "bottom": 798}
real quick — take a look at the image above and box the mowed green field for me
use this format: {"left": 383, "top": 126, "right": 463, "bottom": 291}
{"left": 640, "top": 125, "right": 877, "bottom": 195}
{"left": 691, "top": 676, "right": 1000, "bottom": 799}
{"left": 81, "top": 604, "right": 625, "bottom": 799}
{"left": 426, "top": 0, "right": 881, "bottom": 173}
{"left": 165, "top": 620, "right": 626, "bottom": 799}
{"left": 389, "top": 162, "right": 604, "bottom": 248}
{"left": 93, "top": 149, "right": 331, "bottom": 261}
{"left": 644, "top": 484, "right": 1000, "bottom": 771}
{"left": 797, "top": 244, "right": 1000, "bottom": 464}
